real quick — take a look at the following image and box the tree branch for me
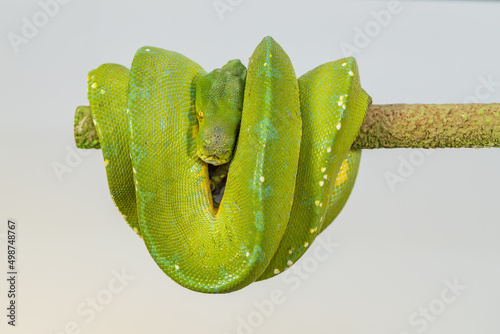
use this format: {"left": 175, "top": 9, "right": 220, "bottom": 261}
{"left": 352, "top": 103, "right": 500, "bottom": 149}
{"left": 74, "top": 103, "right": 500, "bottom": 150}
{"left": 74, "top": 106, "right": 100, "bottom": 149}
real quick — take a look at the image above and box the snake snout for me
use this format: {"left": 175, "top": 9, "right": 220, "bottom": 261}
{"left": 196, "top": 127, "right": 235, "bottom": 166}
{"left": 198, "top": 146, "right": 231, "bottom": 166}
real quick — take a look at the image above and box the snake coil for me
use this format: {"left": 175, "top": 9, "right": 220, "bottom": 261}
{"left": 85, "top": 36, "right": 371, "bottom": 293}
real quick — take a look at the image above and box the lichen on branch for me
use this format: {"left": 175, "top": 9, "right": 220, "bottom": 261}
{"left": 74, "top": 106, "right": 100, "bottom": 149}
{"left": 352, "top": 103, "right": 500, "bottom": 149}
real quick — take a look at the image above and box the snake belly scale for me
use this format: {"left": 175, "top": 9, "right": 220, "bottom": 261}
{"left": 86, "top": 36, "right": 372, "bottom": 293}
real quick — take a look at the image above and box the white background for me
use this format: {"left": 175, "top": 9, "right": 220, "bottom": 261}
{"left": 1, "top": 1, "right": 499, "bottom": 333}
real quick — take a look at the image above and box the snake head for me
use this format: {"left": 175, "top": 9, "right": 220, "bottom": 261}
{"left": 195, "top": 59, "right": 246, "bottom": 165}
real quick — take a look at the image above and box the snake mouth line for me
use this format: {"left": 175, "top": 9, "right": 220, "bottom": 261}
{"left": 197, "top": 151, "right": 228, "bottom": 166}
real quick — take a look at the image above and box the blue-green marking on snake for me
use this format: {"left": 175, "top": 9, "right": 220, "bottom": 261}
{"left": 86, "top": 36, "right": 372, "bottom": 293}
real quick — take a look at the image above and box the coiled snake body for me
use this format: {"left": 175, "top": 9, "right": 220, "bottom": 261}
{"left": 87, "top": 37, "right": 371, "bottom": 293}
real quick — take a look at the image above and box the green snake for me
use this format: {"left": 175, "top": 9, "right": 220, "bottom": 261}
{"left": 86, "top": 36, "right": 371, "bottom": 293}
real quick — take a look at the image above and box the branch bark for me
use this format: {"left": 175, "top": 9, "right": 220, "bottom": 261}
{"left": 74, "top": 106, "right": 100, "bottom": 149}
{"left": 74, "top": 103, "right": 500, "bottom": 150}
{"left": 352, "top": 103, "right": 500, "bottom": 149}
